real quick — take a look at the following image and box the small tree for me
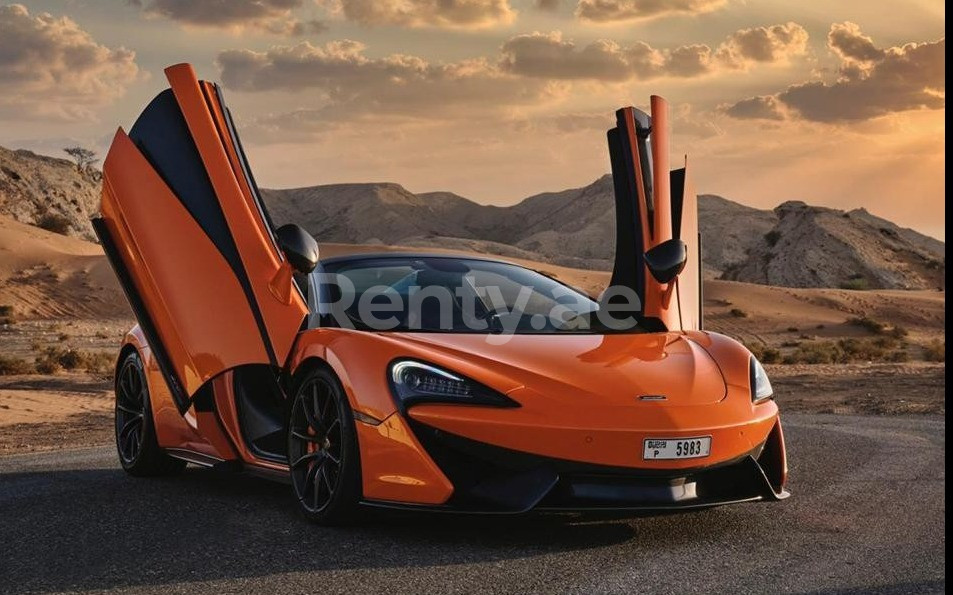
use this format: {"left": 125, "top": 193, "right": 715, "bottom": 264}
{"left": 63, "top": 147, "right": 98, "bottom": 172}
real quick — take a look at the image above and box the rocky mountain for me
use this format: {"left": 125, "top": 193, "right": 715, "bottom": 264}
{"left": 262, "top": 176, "right": 780, "bottom": 274}
{"left": 722, "top": 201, "right": 945, "bottom": 290}
{"left": 0, "top": 145, "right": 943, "bottom": 289}
{"left": 0, "top": 146, "right": 101, "bottom": 241}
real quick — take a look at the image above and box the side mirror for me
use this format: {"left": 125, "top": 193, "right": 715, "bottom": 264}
{"left": 276, "top": 224, "right": 319, "bottom": 274}
{"left": 644, "top": 238, "right": 688, "bottom": 284}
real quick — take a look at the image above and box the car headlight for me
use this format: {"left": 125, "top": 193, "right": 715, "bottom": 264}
{"left": 389, "top": 360, "right": 519, "bottom": 409}
{"left": 750, "top": 357, "right": 774, "bottom": 403}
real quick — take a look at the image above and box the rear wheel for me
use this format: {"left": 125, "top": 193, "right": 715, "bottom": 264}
{"left": 115, "top": 351, "right": 186, "bottom": 476}
{"left": 288, "top": 366, "right": 361, "bottom": 524}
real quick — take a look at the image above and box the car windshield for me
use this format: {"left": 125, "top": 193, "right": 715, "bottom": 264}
{"left": 313, "top": 256, "right": 645, "bottom": 334}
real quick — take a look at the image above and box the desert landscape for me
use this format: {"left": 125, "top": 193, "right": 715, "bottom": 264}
{"left": 0, "top": 146, "right": 945, "bottom": 454}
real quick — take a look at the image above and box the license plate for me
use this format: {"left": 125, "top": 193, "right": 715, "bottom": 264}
{"left": 643, "top": 436, "right": 711, "bottom": 460}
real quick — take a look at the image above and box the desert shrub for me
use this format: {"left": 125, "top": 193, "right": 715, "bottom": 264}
{"left": 889, "top": 325, "right": 909, "bottom": 339}
{"left": 57, "top": 333, "right": 70, "bottom": 342}
{"left": 34, "top": 359, "right": 61, "bottom": 374}
{"left": 923, "top": 340, "right": 945, "bottom": 362}
{"left": 816, "top": 324, "right": 825, "bottom": 329}
{"left": 33, "top": 346, "right": 112, "bottom": 375}
{"left": 764, "top": 230, "right": 782, "bottom": 247}
{"left": 58, "top": 349, "right": 84, "bottom": 370}
{"left": 781, "top": 341, "right": 801, "bottom": 348}
{"left": 838, "top": 337, "right": 892, "bottom": 361}
{"left": 871, "top": 336, "right": 900, "bottom": 350}
{"left": 0, "top": 304, "right": 12, "bottom": 324}
{"left": 0, "top": 355, "right": 34, "bottom": 375}
{"left": 745, "top": 341, "right": 781, "bottom": 364}
{"left": 83, "top": 352, "right": 114, "bottom": 375}
{"left": 786, "top": 326, "right": 799, "bottom": 332}
{"left": 840, "top": 277, "right": 869, "bottom": 290}
{"left": 783, "top": 337, "right": 909, "bottom": 364}
{"left": 887, "top": 350, "right": 910, "bottom": 362}
{"left": 36, "top": 213, "right": 72, "bottom": 235}
{"left": 791, "top": 341, "right": 843, "bottom": 364}
{"left": 745, "top": 341, "right": 764, "bottom": 360}
{"left": 848, "top": 316, "right": 886, "bottom": 334}
{"left": 760, "top": 347, "right": 782, "bottom": 364}
{"left": 730, "top": 308, "right": 748, "bottom": 318}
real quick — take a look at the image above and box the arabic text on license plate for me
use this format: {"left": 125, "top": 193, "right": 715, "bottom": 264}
{"left": 643, "top": 437, "right": 711, "bottom": 460}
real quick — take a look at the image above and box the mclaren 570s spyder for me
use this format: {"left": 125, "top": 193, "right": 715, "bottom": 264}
{"left": 94, "top": 64, "right": 789, "bottom": 524}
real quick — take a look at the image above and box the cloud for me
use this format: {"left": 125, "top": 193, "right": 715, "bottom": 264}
{"left": 133, "top": 0, "right": 326, "bottom": 35}
{"left": 714, "top": 22, "right": 809, "bottom": 67}
{"left": 498, "top": 25, "right": 807, "bottom": 81}
{"left": 721, "top": 95, "right": 784, "bottom": 120}
{"left": 827, "top": 21, "right": 883, "bottom": 65}
{"left": 575, "top": 0, "right": 726, "bottom": 23}
{"left": 321, "top": 0, "right": 516, "bottom": 29}
{"left": 217, "top": 40, "right": 557, "bottom": 124}
{"left": 726, "top": 23, "right": 945, "bottom": 123}
{"left": 0, "top": 4, "right": 141, "bottom": 121}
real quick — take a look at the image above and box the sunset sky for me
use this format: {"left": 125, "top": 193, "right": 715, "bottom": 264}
{"left": 0, "top": 1, "right": 945, "bottom": 238}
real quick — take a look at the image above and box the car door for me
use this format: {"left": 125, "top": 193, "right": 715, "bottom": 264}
{"left": 92, "top": 64, "right": 308, "bottom": 413}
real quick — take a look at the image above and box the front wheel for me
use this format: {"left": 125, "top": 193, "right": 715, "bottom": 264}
{"left": 287, "top": 366, "right": 362, "bottom": 524}
{"left": 114, "top": 351, "right": 186, "bottom": 476}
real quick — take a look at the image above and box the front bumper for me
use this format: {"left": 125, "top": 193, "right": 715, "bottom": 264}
{"left": 360, "top": 418, "right": 789, "bottom": 514}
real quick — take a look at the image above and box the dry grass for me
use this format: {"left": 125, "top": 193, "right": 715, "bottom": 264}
{"left": 0, "top": 355, "right": 33, "bottom": 375}
{"left": 30, "top": 346, "right": 114, "bottom": 377}
{"left": 923, "top": 340, "right": 945, "bottom": 362}
{"left": 782, "top": 337, "right": 909, "bottom": 364}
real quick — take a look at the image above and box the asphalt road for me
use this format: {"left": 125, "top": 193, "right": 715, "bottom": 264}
{"left": 0, "top": 414, "right": 944, "bottom": 594}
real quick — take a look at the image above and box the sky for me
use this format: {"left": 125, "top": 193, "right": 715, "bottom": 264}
{"left": 0, "top": 1, "right": 945, "bottom": 239}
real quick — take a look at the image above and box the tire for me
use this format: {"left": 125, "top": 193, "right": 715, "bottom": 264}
{"left": 287, "top": 365, "right": 362, "bottom": 524}
{"left": 114, "top": 351, "right": 186, "bottom": 477}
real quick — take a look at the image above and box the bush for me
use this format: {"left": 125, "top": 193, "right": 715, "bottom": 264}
{"left": 887, "top": 350, "right": 910, "bottom": 363}
{"left": 0, "top": 355, "right": 34, "bottom": 375}
{"left": 760, "top": 347, "right": 782, "bottom": 364}
{"left": 848, "top": 316, "right": 886, "bottom": 334}
{"left": 745, "top": 342, "right": 781, "bottom": 364}
{"left": 782, "top": 337, "right": 907, "bottom": 364}
{"left": 791, "top": 341, "right": 843, "bottom": 364}
{"left": 33, "top": 346, "right": 114, "bottom": 375}
{"left": 923, "top": 340, "right": 945, "bottom": 362}
{"left": 889, "top": 325, "right": 909, "bottom": 339}
{"left": 0, "top": 304, "right": 12, "bottom": 324}
{"left": 35, "top": 359, "right": 60, "bottom": 374}
{"left": 730, "top": 308, "right": 748, "bottom": 318}
{"left": 36, "top": 213, "right": 72, "bottom": 235}
{"left": 786, "top": 326, "right": 799, "bottom": 333}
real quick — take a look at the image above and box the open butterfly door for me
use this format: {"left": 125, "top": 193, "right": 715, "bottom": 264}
{"left": 607, "top": 96, "right": 702, "bottom": 332}
{"left": 92, "top": 64, "right": 308, "bottom": 414}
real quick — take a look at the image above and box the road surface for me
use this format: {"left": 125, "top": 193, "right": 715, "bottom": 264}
{"left": 0, "top": 414, "right": 944, "bottom": 594}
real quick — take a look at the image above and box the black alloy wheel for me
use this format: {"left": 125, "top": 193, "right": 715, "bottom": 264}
{"left": 288, "top": 366, "right": 361, "bottom": 524}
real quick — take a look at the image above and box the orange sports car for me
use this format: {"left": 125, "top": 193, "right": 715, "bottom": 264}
{"left": 93, "top": 64, "right": 789, "bottom": 524}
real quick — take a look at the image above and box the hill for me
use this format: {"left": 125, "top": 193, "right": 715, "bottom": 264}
{"left": 722, "top": 201, "right": 945, "bottom": 290}
{"left": 0, "top": 145, "right": 943, "bottom": 289}
{"left": 0, "top": 147, "right": 100, "bottom": 242}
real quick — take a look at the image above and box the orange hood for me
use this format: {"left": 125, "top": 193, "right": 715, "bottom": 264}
{"left": 388, "top": 332, "right": 727, "bottom": 407}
